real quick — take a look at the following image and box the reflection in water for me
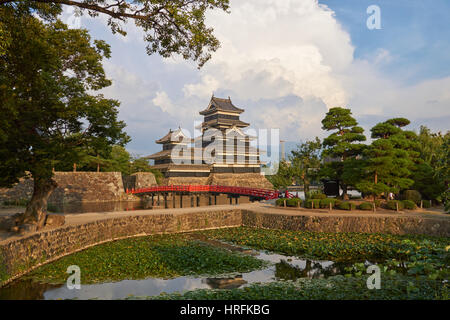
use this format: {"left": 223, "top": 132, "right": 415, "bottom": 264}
{"left": 206, "top": 276, "right": 247, "bottom": 289}
{"left": 0, "top": 244, "right": 361, "bottom": 300}
{"left": 0, "top": 279, "right": 60, "bottom": 300}
{"left": 48, "top": 201, "right": 145, "bottom": 214}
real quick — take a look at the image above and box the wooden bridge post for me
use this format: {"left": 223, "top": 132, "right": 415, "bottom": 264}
{"left": 191, "top": 196, "right": 194, "bottom": 207}
{"left": 180, "top": 194, "right": 183, "bottom": 208}
{"left": 214, "top": 195, "right": 217, "bottom": 205}
{"left": 164, "top": 193, "right": 168, "bottom": 209}
{"left": 173, "top": 193, "right": 176, "bottom": 208}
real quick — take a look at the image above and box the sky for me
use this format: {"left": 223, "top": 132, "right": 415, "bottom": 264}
{"left": 60, "top": 0, "right": 450, "bottom": 156}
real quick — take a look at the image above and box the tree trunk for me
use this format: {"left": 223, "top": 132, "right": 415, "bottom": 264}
{"left": 19, "top": 176, "right": 57, "bottom": 229}
{"left": 341, "top": 184, "right": 349, "bottom": 200}
{"left": 303, "top": 179, "right": 310, "bottom": 197}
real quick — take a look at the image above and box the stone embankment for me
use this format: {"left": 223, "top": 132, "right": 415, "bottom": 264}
{"left": 0, "top": 204, "right": 449, "bottom": 287}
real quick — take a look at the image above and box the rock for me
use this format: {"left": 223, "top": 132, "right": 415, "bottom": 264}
{"left": 45, "top": 214, "right": 65, "bottom": 227}
{"left": 19, "top": 223, "right": 37, "bottom": 234}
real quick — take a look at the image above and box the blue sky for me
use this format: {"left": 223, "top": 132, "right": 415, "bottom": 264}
{"left": 321, "top": 0, "right": 450, "bottom": 83}
{"left": 61, "top": 0, "right": 450, "bottom": 156}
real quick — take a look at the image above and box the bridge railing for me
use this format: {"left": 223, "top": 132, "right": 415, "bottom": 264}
{"left": 126, "top": 185, "right": 280, "bottom": 200}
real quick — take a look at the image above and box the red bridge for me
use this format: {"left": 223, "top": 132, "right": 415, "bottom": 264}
{"left": 126, "top": 185, "right": 281, "bottom": 200}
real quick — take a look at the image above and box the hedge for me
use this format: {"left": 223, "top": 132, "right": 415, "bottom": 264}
{"left": 402, "top": 200, "right": 416, "bottom": 210}
{"left": 358, "top": 202, "right": 373, "bottom": 211}
{"left": 286, "top": 198, "right": 302, "bottom": 207}
{"left": 402, "top": 190, "right": 421, "bottom": 204}
{"left": 310, "top": 192, "right": 327, "bottom": 200}
{"left": 422, "top": 200, "right": 432, "bottom": 208}
{"left": 386, "top": 200, "right": 404, "bottom": 210}
{"left": 276, "top": 198, "right": 302, "bottom": 207}
{"left": 304, "top": 199, "right": 321, "bottom": 209}
{"left": 338, "top": 202, "right": 357, "bottom": 210}
{"left": 319, "top": 198, "right": 337, "bottom": 208}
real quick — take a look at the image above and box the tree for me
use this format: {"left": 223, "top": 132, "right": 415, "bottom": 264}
{"left": 266, "top": 161, "right": 292, "bottom": 190}
{"left": 321, "top": 107, "right": 366, "bottom": 199}
{"left": 288, "top": 137, "right": 321, "bottom": 195}
{"left": 0, "top": 9, "right": 129, "bottom": 229}
{"left": 1, "top": 0, "right": 230, "bottom": 67}
{"left": 355, "top": 138, "right": 395, "bottom": 201}
{"left": 356, "top": 118, "right": 418, "bottom": 200}
{"left": 411, "top": 126, "right": 448, "bottom": 201}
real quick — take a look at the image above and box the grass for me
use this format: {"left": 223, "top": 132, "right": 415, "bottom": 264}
{"left": 25, "top": 233, "right": 267, "bottom": 284}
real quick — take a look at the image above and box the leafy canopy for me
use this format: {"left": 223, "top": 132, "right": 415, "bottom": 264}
{"left": 0, "top": 8, "right": 129, "bottom": 187}
{"left": 0, "top": 0, "right": 230, "bottom": 67}
{"left": 320, "top": 107, "right": 366, "bottom": 195}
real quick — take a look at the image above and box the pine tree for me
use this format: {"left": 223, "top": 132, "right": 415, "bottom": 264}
{"left": 321, "top": 107, "right": 366, "bottom": 199}
{"left": 356, "top": 118, "right": 418, "bottom": 200}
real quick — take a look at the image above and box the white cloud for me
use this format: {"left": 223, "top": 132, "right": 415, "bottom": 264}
{"left": 181, "top": 0, "right": 352, "bottom": 108}
{"left": 80, "top": 0, "right": 449, "bottom": 150}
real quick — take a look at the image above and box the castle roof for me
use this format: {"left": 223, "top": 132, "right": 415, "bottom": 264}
{"left": 155, "top": 128, "right": 192, "bottom": 144}
{"left": 199, "top": 96, "right": 244, "bottom": 115}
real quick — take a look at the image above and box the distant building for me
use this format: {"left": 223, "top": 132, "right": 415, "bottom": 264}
{"left": 146, "top": 96, "right": 265, "bottom": 181}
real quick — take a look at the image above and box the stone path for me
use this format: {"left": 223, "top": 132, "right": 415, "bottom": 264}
{"left": 1, "top": 202, "right": 449, "bottom": 244}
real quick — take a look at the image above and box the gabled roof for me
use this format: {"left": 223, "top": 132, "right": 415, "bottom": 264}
{"left": 155, "top": 127, "right": 192, "bottom": 144}
{"left": 199, "top": 96, "right": 244, "bottom": 115}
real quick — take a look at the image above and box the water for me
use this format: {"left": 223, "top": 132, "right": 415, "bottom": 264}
{"left": 47, "top": 201, "right": 146, "bottom": 214}
{"left": 0, "top": 246, "right": 354, "bottom": 300}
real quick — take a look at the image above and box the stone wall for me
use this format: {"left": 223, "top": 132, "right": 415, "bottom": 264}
{"left": 160, "top": 173, "right": 273, "bottom": 189}
{"left": 123, "top": 172, "right": 157, "bottom": 190}
{"left": 0, "top": 209, "right": 242, "bottom": 286}
{"left": 0, "top": 172, "right": 126, "bottom": 203}
{"left": 207, "top": 173, "right": 273, "bottom": 189}
{"left": 242, "top": 210, "right": 450, "bottom": 237}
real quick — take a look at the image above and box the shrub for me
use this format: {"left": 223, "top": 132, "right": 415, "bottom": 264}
{"left": 386, "top": 200, "right": 404, "bottom": 211}
{"left": 338, "top": 202, "right": 356, "bottom": 210}
{"left": 275, "top": 198, "right": 287, "bottom": 206}
{"left": 286, "top": 198, "right": 302, "bottom": 207}
{"left": 422, "top": 200, "right": 431, "bottom": 208}
{"left": 358, "top": 202, "right": 373, "bottom": 211}
{"left": 304, "top": 199, "right": 321, "bottom": 209}
{"left": 334, "top": 199, "right": 343, "bottom": 207}
{"left": 402, "top": 190, "right": 422, "bottom": 204}
{"left": 310, "top": 192, "right": 327, "bottom": 200}
{"left": 319, "top": 198, "right": 337, "bottom": 208}
{"left": 402, "top": 200, "right": 416, "bottom": 210}
{"left": 374, "top": 199, "right": 381, "bottom": 208}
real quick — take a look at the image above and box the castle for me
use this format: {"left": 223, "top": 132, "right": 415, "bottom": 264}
{"left": 146, "top": 96, "right": 272, "bottom": 189}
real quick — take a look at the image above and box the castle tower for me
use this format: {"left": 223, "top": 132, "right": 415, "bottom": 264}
{"left": 198, "top": 96, "right": 262, "bottom": 173}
